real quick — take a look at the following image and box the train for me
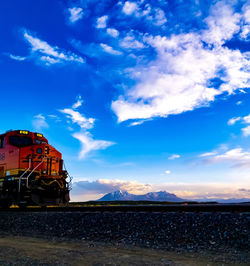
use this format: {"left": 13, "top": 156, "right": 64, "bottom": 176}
{"left": 0, "top": 130, "right": 70, "bottom": 208}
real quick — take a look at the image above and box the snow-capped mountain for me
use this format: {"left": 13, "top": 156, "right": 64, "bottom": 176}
{"left": 98, "top": 190, "right": 135, "bottom": 201}
{"left": 98, "top": 190, "right": 184, "bottom": 202}
{"left": 137, "top": 191, "right": 183, "bottom": 201}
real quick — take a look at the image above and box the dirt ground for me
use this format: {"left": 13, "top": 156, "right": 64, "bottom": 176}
{"left": 0, "top": 236, "right": 248, "bottom": 266}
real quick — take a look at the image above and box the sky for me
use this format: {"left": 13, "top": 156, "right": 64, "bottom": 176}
{"left": 0, "top": 0, "right": 249, "bottom": 201}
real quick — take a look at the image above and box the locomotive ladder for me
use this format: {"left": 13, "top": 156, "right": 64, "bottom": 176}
{"left": 18, "top": 156, "right": 46, "bottom": 204}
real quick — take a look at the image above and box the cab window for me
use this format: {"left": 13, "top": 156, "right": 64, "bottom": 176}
{"left": 0, "top": 136, "right": 4, "bottom": 148}
{"left": 35, "top": 139, "right": 47, "bottom": 145}
{"left": 9, "top": 136, "right": 33, "bottom": 147}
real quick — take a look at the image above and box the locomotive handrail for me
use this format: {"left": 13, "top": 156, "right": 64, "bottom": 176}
{"left": 18, "top": 158, "right": 31, "bottom": 193}
{"left": 26, "top": 156, "right": 46, "bottom": 187}
{"left": 63, "top": 162, "right": 73, "bottom": 190}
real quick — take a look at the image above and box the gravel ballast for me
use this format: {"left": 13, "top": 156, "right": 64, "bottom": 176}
{"left": 0, "top": 211, "right": 249, "bottom": 253}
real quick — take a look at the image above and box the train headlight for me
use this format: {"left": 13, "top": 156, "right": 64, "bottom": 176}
{"left": 45, "top": 146, "right": 50, "bottom": 154}
{"left": 19, "top": 130, "right": 29, "bottom": 135}
{"left": 36, "top": 133, "right": 43, "bottom": 138}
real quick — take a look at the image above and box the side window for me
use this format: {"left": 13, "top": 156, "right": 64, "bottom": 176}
{"left": 0, "top": 136, "right": 4, "bottom": 148}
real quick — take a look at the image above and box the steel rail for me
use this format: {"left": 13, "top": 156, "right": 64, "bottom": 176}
{"left": 0, "top": 203, "right": 250, "bottom": 213}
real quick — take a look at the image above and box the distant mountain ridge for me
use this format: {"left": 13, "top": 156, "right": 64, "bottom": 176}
{"left": 98, "top": 190, "right": 184, "bottom": 202}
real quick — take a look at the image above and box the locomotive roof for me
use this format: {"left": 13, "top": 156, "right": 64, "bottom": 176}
{"left": 0, "top": 130, "right": 47, "bottom": 141}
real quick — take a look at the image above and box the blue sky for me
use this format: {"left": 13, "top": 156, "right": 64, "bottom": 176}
{"left": 0, "top": 0, "right": 249, "bottom": 201}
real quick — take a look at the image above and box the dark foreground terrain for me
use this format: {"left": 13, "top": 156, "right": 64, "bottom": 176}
{"left": 0, "top": 211, "right": 249, "bottom": 265}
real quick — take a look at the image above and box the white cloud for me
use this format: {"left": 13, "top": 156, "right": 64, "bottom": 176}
{"left": 72, "top": 178, "right": 152, "bottom": 201}
{"left": 228, "top": 117, "right": 241, "bottom": 125}
{"left": 72, "top": 95, "right": 83, "bottom": 109}
{"left": 202, "top": 1, "right": 241, "bottom": 46}
{"left": 60, "top": 96, "right": 114, "bottom": 159}
{"left": 40, "top": 56, "right": 61, "bottom": 64}
{"left": 129, "top": 120, "right": 147, "bottom": 126}
{"left": 243, "top": 114, "right": 250, "bottom": 124}
{"left": 73, "top": 132, "right": 115, "bottom": 159}
{"left": 23, "top": 29, "right": 85, "bottom": 66}
{"left": 228, "top": 114, "right": 250, "bottom": 137}
{"left": 199, "top": 151, "right": 218, "bottom": 157}
{"left": 240, "top": 2, "right": 250, "bottom": 40}
{"left": 236, "top": 101, "right": 242, "bottom": 105}
{"left": 165, "top": 170, "right": 171, "bottom": 174}
{"left": 242, "top": 125, "right": 250, "bottom": 137}
{"left": 100, "top": 43, "right": 122, "bottom": 55}
{"left": 239, "top": 89, "right": 247, "bottom": 94}
{"left": 32, "top": 114, "right": 48, "bottom": 130}
{"left": 96, "top": 15, "right": 108, "bottom": 28}
{"left": 68, "top": 7, "right": 83, "bottom": 23}
{"left": 47, "top": 114, "right": 61, "bottom": 122}
{"left": 153, "top": 8, "right": 167, "bottom": 26}
{"left": 9, "top": 54, "right": 26, "bottom": 61}
{"left": 60, "top": 108, "right": 95, "bottom": 129}
{"left": 168, "top": 154, "right": 180, "bottom": 160}
{"left": 201, "top": 147, "right": 250, "bottom": 168}
{"left": 107, "top": 28, "right": 119, "bottom": 38}
{"left": 122, "top": 1, "right": 138, "bottom": 15}
{"left": 120, "top": 32, "right": 145, "bottom": 49}
{"left": 121, "top": 2, "right": 166, "bottom": 26}
{"left": 112, "top": 1, "right": 249, "bottom": 123}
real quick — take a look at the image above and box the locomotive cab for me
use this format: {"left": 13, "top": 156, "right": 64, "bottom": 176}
{"left": 0, "top": 130, "right": 70, "bottom": 208}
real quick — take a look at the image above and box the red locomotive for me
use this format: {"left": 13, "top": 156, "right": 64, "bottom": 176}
{"left": 0, "top": 130, "right": 70, "bottom": 208}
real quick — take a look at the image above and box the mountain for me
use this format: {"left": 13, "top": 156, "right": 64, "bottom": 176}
{"left": 98, "top": 190, "right": 136, "bottom": 201}
{"left": 137, "top": 191, "right": 183, "bottom": 202}
{"left": 98, "top": 190, "right": 184, "bottom": 202}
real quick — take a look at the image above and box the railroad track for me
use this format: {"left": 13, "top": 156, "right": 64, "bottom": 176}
{"left": 1, "top": 203, "right": 250, "bottom": 212}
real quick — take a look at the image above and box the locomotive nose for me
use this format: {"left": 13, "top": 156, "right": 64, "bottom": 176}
{"left": 36, "top": 147, "right": 43, "bottom": 154}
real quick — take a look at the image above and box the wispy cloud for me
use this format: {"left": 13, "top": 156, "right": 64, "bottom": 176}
{"left": 60, "top": 108, "right": 95, "bottom": 130}
{"left": 121, "top": 2, "right": 167, "bottom": 26}
{"left": 100, "top": 43, "right": 122, "bottom": 55}
{"left": 32, "top": 114, "right": 48, "bottom": 131}
{"left": 72, "top": 95, "right": 83, "bottom": 109}
{"left": 96, "top": 15, "right": 108, "bottom": 28}
{"left": 228, "top": 114, "right": 250, "bottom": 136}
{"left": 9, "top": 54, "right": 26, "bottom": 61}
{"left": 242, "top": 125, "right": 250, "bottom": 137}
{"left": 199, "top": 151, "right": 218, "bottom": 158}
{"left": 119, "top": 31, "right": 145, "bottom": 49}
{"left": 60, "top": 96, "right": 114, "bottom": 159}
{"left": 153, "top": 8, "right": 167, "bottom": 26}
{"left": 112, "top": 1, "right": 249, "bottom": 123}
{"left": 68, "top": 7, "right": 83, "bottom": 23}
{"left": 21, "top": 29, "right": 85, "bottom": 66}
{"left": 228, "top": 117, "right": 241, "bottom": 125}
{"left": 168, "top": 154, "right": 180, "bottom": 160}
{"left": 73, "top": 132, "right": 114, "bottom": 159}
{"left": 107, "top": 28, "right": 119, "bottom": 38}
{"left": 201, "top": 147, "right": 250, "bottom": 168}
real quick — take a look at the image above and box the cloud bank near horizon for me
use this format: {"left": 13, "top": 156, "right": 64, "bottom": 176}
{"left": 71, "top": 178, "right": 250, "bottom": 202}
